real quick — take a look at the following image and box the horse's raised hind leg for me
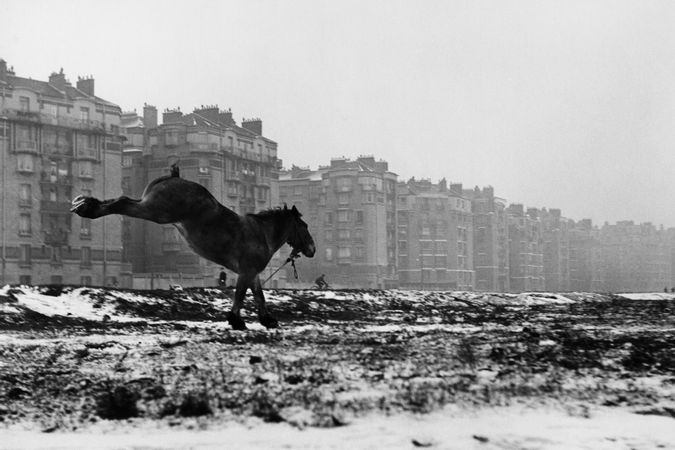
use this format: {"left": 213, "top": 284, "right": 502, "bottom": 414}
{"left": 253, "top": 276, "right": 278, "bottom": 329}
{"left": 71, "top": 195, "right": 176, "bottom": 224}
{"left": 227, "top": 274, "right": 251, "bottom": 330}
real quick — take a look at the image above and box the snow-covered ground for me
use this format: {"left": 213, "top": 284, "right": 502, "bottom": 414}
{"left": 0, "top": 285, "right": 673, "bottom": 449}
{"left": 4, "top": 405, "right": 674, "bottom": 450}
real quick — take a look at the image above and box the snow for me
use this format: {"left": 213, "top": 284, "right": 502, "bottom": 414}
{"left": 619, "top": 292, "right": 675, "bottom": 300}
{"left": 4, "top": 405, "right": 674, "bottom": 450}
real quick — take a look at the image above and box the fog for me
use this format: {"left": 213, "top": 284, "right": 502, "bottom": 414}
{"left": 3, "top": 0, "right": 675, "bottom": 225}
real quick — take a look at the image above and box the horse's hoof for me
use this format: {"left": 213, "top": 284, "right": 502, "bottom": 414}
{"left": 70, "top": 196, "right": 99, "bottom": 218}
{"left": 259, "top": 314, "right": 279, "bottom": 329}
{"left": 227, "top": 312, "right": 247, "bottom": 331}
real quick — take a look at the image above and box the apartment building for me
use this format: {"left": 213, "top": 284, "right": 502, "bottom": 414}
{"left": 397, "top": 179, "right": 474, "bottom": 290}
{"left": 593, "top": 221, "right": 671, "bottom": 293}
{"left": 0, "top": 60, "right": 126, "bottom": 286}
{"left": 540, "top": 208, "right": 571, "bottom": 292}
{"left": 507, "top": 204, "right": 545, "bottom": 291}
{"left": 279, "top": 156, "right": 398, "bottom": 288}
{"left": 464, "top": 186, "right": 509, "bottom": 292}
{"left": 120, "top": 105, "right": 281, "bottom": 287}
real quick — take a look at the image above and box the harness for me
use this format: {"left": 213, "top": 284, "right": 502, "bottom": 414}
{"left": 261, "top": 250, "right": 301, "bottom": 286}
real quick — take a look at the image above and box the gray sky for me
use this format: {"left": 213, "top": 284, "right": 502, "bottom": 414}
{"left": 3, "top": 0, "right": 675, "bottom": 227}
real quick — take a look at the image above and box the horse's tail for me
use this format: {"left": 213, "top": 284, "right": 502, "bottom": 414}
{"left": 170, "top": 163, "right": 180, "bottom": 177}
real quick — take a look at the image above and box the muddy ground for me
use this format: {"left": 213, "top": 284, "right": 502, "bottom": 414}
{"left": 0, "top": 287, "right": 674, "bottom": 445}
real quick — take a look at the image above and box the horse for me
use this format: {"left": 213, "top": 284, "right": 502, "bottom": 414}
{"left": 70, "top": 165, "right": 315, "bottom": 330}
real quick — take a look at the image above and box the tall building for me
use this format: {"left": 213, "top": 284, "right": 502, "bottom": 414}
{"left": 465, "top": 186, "right": 509, "bottom": 292}
{"left": 120, "top": 105, "right": 280, "bottom": 287}
{"left": 0, "top": 60, "right": 126, "bottom": 286}
{"left": 279, "top": 156, "right": 398, "bottom": 288}
{"left": 593, "top": 221, "right": 671, "bottom": 293}
{"left": 540, "top": 208, "right": 571, "bottom": 292}
{"left": 568, "top": 219, "right": 598, "bottom": 292}
{"left": 507, "top": 204, "right": 545, "bottom": 291}
{"left": 397, "top": 179, "right": 474, "bottom": 290}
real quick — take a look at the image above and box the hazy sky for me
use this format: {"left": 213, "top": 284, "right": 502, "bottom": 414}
{"left": 3, "top": 0, "right": 675, "bottom": 227}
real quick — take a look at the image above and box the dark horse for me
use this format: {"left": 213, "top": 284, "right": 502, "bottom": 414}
{"left": 70, "top": 165, "right": 315, "bottom": 330}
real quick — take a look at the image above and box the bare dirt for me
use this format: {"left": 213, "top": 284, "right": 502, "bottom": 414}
{"left": 0, "top": 286, "right": 674, "bottom": 447}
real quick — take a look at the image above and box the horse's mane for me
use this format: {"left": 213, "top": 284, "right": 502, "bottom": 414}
{"left": 248, "top": 206, "right": 301, "bottom": 220}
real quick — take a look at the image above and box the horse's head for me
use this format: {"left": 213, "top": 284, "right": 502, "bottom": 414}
{"left": 285, "top": 205, "right": 316, "bottom": 258}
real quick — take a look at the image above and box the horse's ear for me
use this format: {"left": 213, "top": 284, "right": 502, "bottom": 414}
{"left": 291, "top": 205, "right": 302, "bottom": 217}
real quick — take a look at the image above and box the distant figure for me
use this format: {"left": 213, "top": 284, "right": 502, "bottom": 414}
{"left": 315, "top": 274, "right": 328, "bottom": 290}
{"left": 665, "top": 287, "right": 669, "bottom": 293}
{"left": 219, "top": 269, "right": 227, "bottom": 288}
{"left": 671, "top": 287, "right": 675, "bottom": 293}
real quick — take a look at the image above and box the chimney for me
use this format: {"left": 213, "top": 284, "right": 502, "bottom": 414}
{"left": 0, "top": 59, "right": 6, "bottom": 82}
{"left": 143, "top": 103, "right": 158, "bottom": 129}
{"left": 162, "top": 108, "right": 183, "bottom": 124}
{"left": 357, "top": 155, "right": 376, "bottom": 169}
{"left": 48, "top": 68, "right": 69, "bottom": 91}
{"left": 438, "top": 178, "right": 447, "bottom": 192}
{"left": 218, "top": 108, "right": 235, "bottom": 126}
{"left": 241, "top": 118, "right": 262, "bottom": 135}
{"left": 76, "top": 76, "right": 95, "bottom": 96}
{"left": 508, "top": 203, "right": 524, "bottom": 216}
{"left": 194, "top": 105, "right": 220, "bottom": 123}
{"left": 450, "top": 183, "right": 463, "bottom": 195}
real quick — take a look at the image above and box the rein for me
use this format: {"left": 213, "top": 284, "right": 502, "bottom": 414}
{"left": 261, "top": 250, "right": 301, "bottom": 286}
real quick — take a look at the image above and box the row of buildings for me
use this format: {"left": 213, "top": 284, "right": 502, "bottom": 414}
{"left": 0, "top": 60, "right": 672, "bottom": 292}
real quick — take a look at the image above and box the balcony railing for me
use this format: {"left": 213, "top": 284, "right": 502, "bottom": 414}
{"left": 40, "top": 172, "right": 73, "bottom": 185}
{"left": 41, "top": 200, "right": 72, "bottom": 213}
{"left": 16, "top": 140, "right": 38, "bottom": 154}
{"left": 43, "top": 229, "right": 69, "bottom": 245}
{"left": 76, "top": 147, "right": 98, "bottom": 160}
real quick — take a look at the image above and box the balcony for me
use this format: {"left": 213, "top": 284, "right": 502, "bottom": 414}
{"left": 40, "top": 171, "right": 73, "bottom": 185}
{"left": 43, "top": 229, "right": 69, "bottom": 246}
{"left": 43, "top": 143, "right": 73, "bottom": 157}
{"left": 41, "top": 200, "right": 72, "bottom": 214}
{"left": 76, "top": 147, "right": 99, "bottom": 160}
{"left": 16, "top": 140, "right": 38, "bottom": 154}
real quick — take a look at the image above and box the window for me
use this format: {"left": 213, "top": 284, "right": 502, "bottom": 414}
{"left": 355, "top": 210, "right": 364, "bottom": 224}
{"left": 80, "top": 218, "right": 91, "bottom": 237}
{"left": 338, "top": 246, "right": 351, "bottom": 258}
{"left": 355, "top": 246, "right": 365, "bottom": 260}
{"left": 336, "top": 178, "right": 352, "bottom": 191}
{"left": 49, "top": 187, "right": 57, "bottom": 201}
{"left": 78, "top": 161, "right": 93, "bottom": 178}
{"left": 17, "top": 154, "right": 34, "bottom": 172}
{"left": 19, "top": 184, "right": 32, "bottom": 206}
{"left": 338, "top": 192, "right": 350, "bottom": 205}
{"left": 20, "top": 96, "right": 30, "bottom": 112}
{"left": 338, "top": 229, "right": 351, "bottom": 240}
{"left": 51, "top": 246, "right": 62, "bottom": 264}
{"left": 324, "top": 212, "right": 333, "bottom": 225}
{"left": 0, "top": 120, "right": 8, "bottom": 138}
{"left": 325, "top": 247, "right": 333, "bottom": 262}
{"left": 80, "top": 107, "right": 90, "bottom": 122}
{"left": 19, "top": 214, "right": 31, "bottom": 236}
{"left": 19, "top": 244, "right": 31, "bottom": 266}
{"left": 81, "top": 246, "right": 91, "bottom": 267}
{"left": 337, "top": 210, "right": 351, "bottom": 223}
{"left": 354, "top": 228, "right": 363, "bottom": 241}
{"left": 324, "top": 230, "right": 332, "bottom": 241}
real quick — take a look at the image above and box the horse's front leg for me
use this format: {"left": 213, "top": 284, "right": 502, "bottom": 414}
{"left": 253, "top": 275, "right": 278, "bottom": 329}
{"left": 227, "top": 274, "right": 251, "bottom": 330}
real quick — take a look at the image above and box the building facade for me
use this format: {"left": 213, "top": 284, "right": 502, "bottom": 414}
{"left": 507, "top": 204, "right": 545, "bottom": 291}
{"left": 465, "top": 186, "right": 509, "bottom": 292}
{"left": 397, "top": 179, "right": 474, "bottom": 290}
{"left": 540, "top": 208, "right": 571, "bottom": 292}
{"left": 280, "top": 156, "right": 398, "bottom": 289}
{"left": 120, "top": 105, "right": 281, "bottom": 287}
{"left": 0, "top": 60, "right": 127, "bottom": 286}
